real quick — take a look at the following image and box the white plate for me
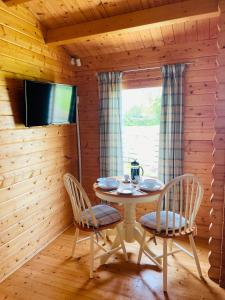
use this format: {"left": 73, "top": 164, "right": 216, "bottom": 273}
{"left": 97, "top": 177, "right": 104, "bottom": 182}
{"left": 97, "top": 177, "right": 115, "bottom": 182}
{"left": 117, "top": 187, "right": 134, "bottom": 195}
{"left": 139, "top": 178, "right": 163, "bottom": 192}
{"left": 98, "top": 180, "right": 119, "bottom": 190}
{"left": 97, "top": 178, "right": 118, "bottom": 186}
{"left": 139, "top": 184, "right": 162, "bottom": 192}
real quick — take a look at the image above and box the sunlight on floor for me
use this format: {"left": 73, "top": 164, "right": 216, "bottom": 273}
{"left": 1, "top": 227, "right": 225, "bottom": 300}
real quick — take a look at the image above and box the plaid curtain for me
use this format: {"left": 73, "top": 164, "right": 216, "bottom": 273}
{"left": 158, "top": 64, "right": 186, "bottom": 209}
{"left": 98, "top": 72, "right": 123, "bottom": 177}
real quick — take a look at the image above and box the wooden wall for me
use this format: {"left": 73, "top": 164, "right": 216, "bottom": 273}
{"left": 74, "top": 38, "right": 218, "bottom": 239}
{"left": 209, "top": 0, "right": 225, "bottom": 286}
{"left": 0, "top": 0, "right": 222, "bottom": 286}
{"left": 218, "top": 0, "right": 225, "bottom": 286}
{"left": 0, "top": 3, "right": 77, "bottom": 282}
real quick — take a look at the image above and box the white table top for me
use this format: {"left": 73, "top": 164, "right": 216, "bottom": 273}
{"left": 93, "top": 182, "right": 164, "bottom": 204}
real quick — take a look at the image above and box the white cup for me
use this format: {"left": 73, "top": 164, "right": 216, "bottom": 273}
{"left": 124, "top": 174, "right": 130, "bottom": 182}
{"left": 134, "top": 175, "right": 140, "bottom": 184}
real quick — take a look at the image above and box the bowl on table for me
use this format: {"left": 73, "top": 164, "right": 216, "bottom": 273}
{"left": 97, "top": 177, "right": 119, "bottom": 190}
{"left": 139, "top": 178, "right": 163, "bottom": 192}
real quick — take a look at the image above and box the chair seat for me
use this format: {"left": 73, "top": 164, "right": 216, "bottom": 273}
{"left": 139, "top": 211, "right": 186, "bottom": 232}
{"left": 82, "top": 204, "right": 121, "bottom": 227}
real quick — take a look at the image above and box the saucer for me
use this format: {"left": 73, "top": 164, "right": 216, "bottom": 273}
{"left": 117, "top": 187, "right": 134, "bottom": 194}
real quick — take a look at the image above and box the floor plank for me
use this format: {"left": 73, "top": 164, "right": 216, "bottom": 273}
{"left": 0, "top": 226, "right": 225, "bottom": 300}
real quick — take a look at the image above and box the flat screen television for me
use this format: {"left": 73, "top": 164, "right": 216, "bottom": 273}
{"left": 24, "top": 80, "right": 77, "bottom": 127}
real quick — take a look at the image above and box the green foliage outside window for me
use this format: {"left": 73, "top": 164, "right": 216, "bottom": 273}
{"left": 124, "top": 96, "right": 161, "bottom": 126}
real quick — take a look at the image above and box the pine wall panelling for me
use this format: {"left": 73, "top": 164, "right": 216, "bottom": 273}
{"left": 209, "top": 0, "right": 225, "bottom": 286}
{"left": 0, "top": 3, "right": 77, "bottom": 282}
{"left": 0, "top": 0, "right": 222, "bottom": 285}
{"left": 74, "top": 38, "right": 218, "bottom": 240}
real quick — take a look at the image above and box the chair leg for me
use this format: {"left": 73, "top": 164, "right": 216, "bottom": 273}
{"left": 71, "top": 228, "right": 79, "bottom": 257}
{"left": 117, "top": 224, "right": 128, "bottom": 261}
{"left": 89, "top": 232, "right": 94, "bottom": 279}
{"left": 189, "top": 233, "right": 202, "bottom": 278}
{"left": 169, "top": 238, "right": 173, "bottom": 253}
{"left": 137, "top": 230, "right": 146, "bottom": 264}
{"left": 163, "top": 239, "right": 168, "bottom": 292}
{"left": 102, "top": 230, "right": 107, "bottom": 244}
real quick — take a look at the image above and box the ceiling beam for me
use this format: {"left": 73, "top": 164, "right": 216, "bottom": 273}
{"left": 46, "top": 0, "right": 219, "bottom": 46}
{"left": 3, "top": 0, "right": 32, "bottom": 6}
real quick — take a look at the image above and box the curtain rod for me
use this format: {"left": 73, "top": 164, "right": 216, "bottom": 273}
{"left": 123, "top": 62, "right": 193, "bottom": 73}
{"left": 95, "top": 62, "right": 194, "bottom": 77}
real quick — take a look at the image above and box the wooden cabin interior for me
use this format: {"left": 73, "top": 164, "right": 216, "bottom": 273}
{"left": 1, "top": 0, "right": 225, "bottom": 299}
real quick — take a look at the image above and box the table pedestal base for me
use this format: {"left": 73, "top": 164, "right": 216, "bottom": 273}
{"left": 100, "top": 203, "right": 156, "bottom": 264}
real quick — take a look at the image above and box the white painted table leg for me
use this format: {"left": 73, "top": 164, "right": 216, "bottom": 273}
{"left": 99, "top": 202, "right": 137, "bottom": 264}
{"left": 123, "top": 203, "right": 136, "bottom": 242}
{"left": 99, "top": 203, "right": 158, "bottom": 265}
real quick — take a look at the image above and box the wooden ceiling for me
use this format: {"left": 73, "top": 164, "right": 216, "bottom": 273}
{"left": 22, "top": 0, "right": 218, "bottom": 58}
{"left": 26, "top": 0, "right": 189, "bottom": 28}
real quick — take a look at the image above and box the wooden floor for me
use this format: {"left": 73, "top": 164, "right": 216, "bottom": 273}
{"left": 0, "top": 226, "right": 225, "bottom": 300}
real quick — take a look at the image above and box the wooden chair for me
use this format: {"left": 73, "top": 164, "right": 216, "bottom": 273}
{"left": 137, "top": 174, "right": 204, "bottom": 292}
{"left": 63, "top": 173, "right": 128, "bottom": 278}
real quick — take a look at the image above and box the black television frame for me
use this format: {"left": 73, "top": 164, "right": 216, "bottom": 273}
{"left": 24, "top": 79, "right": 77, "bottom": 127}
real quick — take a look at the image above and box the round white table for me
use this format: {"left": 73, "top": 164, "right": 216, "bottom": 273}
{"left": 93, "top": 182, "right": 164, "bottom": 263}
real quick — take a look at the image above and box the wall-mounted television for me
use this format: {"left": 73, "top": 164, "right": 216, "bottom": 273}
{"left": 24, "top": 80, "right": 77, "bottom": 127}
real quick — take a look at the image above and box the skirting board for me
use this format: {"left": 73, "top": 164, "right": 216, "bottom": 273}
{"left": 0, "top": 223, "right": 73, "bottom": 283}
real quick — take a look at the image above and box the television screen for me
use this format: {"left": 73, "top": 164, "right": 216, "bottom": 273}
{"left": 24, "top": 80, "right": 77, "bottom": 127}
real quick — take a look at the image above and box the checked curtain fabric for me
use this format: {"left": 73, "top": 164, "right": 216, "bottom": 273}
{"left": 98, "top": 72, "right": 123, "bottom": 177}
{"left": 158, "top": 63, "right": 186, "bottom": 210}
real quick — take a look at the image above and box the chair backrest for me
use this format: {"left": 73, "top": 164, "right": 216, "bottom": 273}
{"left": 156, "top": 174, "right": 203, "bottom": 236}
{"left": 63, "top": 173, "right": 97, "bottom": 228}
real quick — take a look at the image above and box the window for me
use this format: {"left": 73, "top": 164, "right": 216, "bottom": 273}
{"left": 122, "top": 87, "right": 162, "bottom": 177}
